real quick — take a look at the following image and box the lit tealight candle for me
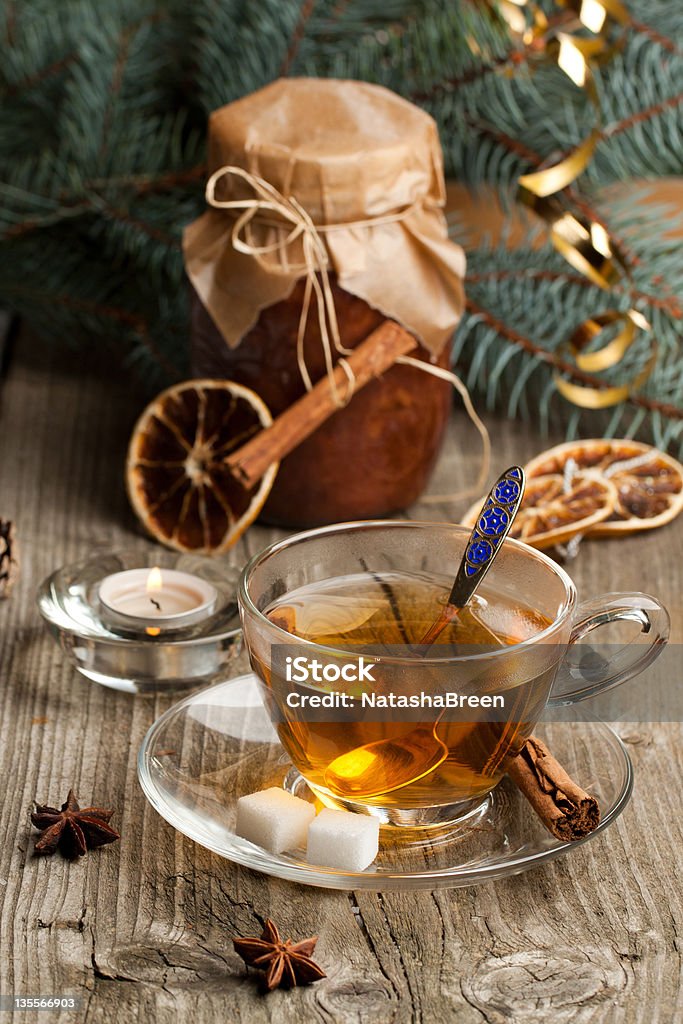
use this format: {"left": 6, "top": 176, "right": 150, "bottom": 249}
{"left": 98, "top": 567, "right": 218, "bottom": 635}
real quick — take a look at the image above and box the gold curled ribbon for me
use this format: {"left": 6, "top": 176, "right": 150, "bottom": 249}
{"left": 558, "top": 0, "right": 630, "bottom": 29}
{"left": 491, "top": 0, "right": 655, "bottom": 408}
{"left": 518, "top": 192, "right": 624, "bottom": 288}
{"left": 554, "top": 309, "right": 657, "bottom": 408}
{"left": 518, "top": 130, "right": 599, "bottom": 197}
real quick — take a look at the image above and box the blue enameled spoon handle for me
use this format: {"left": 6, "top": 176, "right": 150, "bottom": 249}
{"left": 447, "top": 465, "right": 526, "bottom": 610}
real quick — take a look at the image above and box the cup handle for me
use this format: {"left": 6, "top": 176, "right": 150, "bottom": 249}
{"left": 546, "top": 591, "right": 670, "bottom": 708}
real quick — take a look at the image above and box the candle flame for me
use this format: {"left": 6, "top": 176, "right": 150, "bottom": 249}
{"left": 147, "top": 566, "right": 163, "bottom": 592}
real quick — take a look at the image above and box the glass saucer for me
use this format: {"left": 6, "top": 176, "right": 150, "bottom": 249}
{"left": 137, "top": 673, "right": 633, "bottom": 891}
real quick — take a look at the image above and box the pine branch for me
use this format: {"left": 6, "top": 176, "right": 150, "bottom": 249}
{"left": 605, "top": 89, "right": 683, "bottom": 142}
{"left": 4, "top": 1, "right": 17, "bottom": 46}
{"left": 2, "top": 6, "right": 168, "bottom": 101}
{"left": 280, "top": 0, "right": 319, "bottom": 75}
{"left": 627, "top": 17, "right": 683, "bottom": 56}
{"left": 101, "top": 206, "right": 180, "bottom": 246}
{"left": 329, "top": 2, "right": 352, "bottom": 21}
{"left": 463, "top": 115, "right": 543, "bottom": 165}
{"left": 0, "top": 184, "right": 196, "bottom": 244}
{"left": 465, "top": 268, "right": 682, "bottom": 319}
{"left": 548, "top": 91, "right": 683, "bottom": 172}
{"left": 99, "top": 23, "right": 137, "bottom": 159}
{"left": 5, "top": 284, "right": 180, "bottom": 380}
{"left": 82, "top": 163, "right": 207, "bottom": 196}
{"left": 409, "top": 8, "right": 576, "bottom": 102}
{"left": 464, "top": 297, "right": 683, "bottom": 422}
{"left": 4, "top": 54, "right": 77, "bottom": 98}
{"left": 411, "top": 49, "right": 523, "bottom": 102}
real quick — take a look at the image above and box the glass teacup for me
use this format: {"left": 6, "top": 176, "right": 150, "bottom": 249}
{"left": 239, "top": 521, "right": 668, "bottom": 827}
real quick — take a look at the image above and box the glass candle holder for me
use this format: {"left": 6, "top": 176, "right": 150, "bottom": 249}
{"left": 37, "top": 550, "right": 242, "bottom": 695}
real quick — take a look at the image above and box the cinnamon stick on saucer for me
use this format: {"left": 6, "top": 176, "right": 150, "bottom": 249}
{"left": 506, "top": 735, "right": 600, "bottom": 841}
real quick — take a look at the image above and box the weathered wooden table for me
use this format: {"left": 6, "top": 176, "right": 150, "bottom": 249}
{"left": 1, "top": 332, "right": 681, "bottom": 1023}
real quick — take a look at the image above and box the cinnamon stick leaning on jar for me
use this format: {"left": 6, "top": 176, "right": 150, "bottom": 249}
{"left": 505, "top": 735, "right": 600, "bottom": 841}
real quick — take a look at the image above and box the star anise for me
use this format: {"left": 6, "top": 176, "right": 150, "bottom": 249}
{"left": 31, "top": 789, "right": 120, "bottom": 859}
{"left": 232, "top": 918, "right": 326, "bottom": 992}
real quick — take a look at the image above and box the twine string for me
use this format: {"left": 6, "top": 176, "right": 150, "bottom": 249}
{"left": 206, "top": 165, "right": 353, "bottom": 407}
{"left": 205, "top": 164, "right": 490, "bottom": 499}
{"left": 399, "top": 357, "right": 492, "bottom": 504}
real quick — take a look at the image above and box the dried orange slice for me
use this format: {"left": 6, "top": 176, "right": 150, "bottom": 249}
{"left": 525, "top": 439, "right": 683, "bottom": 535}
{"left": 126, "top": 380, "right": 278, "bottom": 553}
{"left": 462, "top": 472, "right": 616, "bottom": 550}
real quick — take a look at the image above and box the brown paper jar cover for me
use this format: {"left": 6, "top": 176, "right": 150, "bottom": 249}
{"left": 184, "top": 78, "right": 466, "bottom": 528}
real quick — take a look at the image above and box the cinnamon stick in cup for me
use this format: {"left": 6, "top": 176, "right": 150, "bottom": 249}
{"left": 506, "top": 735, "right": 600, "bottom": 841}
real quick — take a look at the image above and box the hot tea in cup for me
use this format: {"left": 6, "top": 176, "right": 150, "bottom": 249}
{"left": 239, "top": 522, "right": 667, "bottom": 827}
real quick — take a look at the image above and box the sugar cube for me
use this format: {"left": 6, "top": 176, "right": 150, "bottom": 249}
{"left": 235, "top": 787, "right": 315, "bottom": 854}
{"left": 306, "top": 808, "right": 380, "bottom": 871}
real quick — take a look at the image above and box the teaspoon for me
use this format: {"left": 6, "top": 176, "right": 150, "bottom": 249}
{"left": 324, "top": 466, "right": 526, "bottom": 799}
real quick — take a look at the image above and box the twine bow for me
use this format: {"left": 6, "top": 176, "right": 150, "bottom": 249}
{"left": 206, "top": 165, "right": 355, "bottom": 407}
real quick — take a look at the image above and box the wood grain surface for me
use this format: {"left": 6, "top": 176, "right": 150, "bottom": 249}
{"left": 0, "top": 332, "right": 681, "bottom": 1024}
